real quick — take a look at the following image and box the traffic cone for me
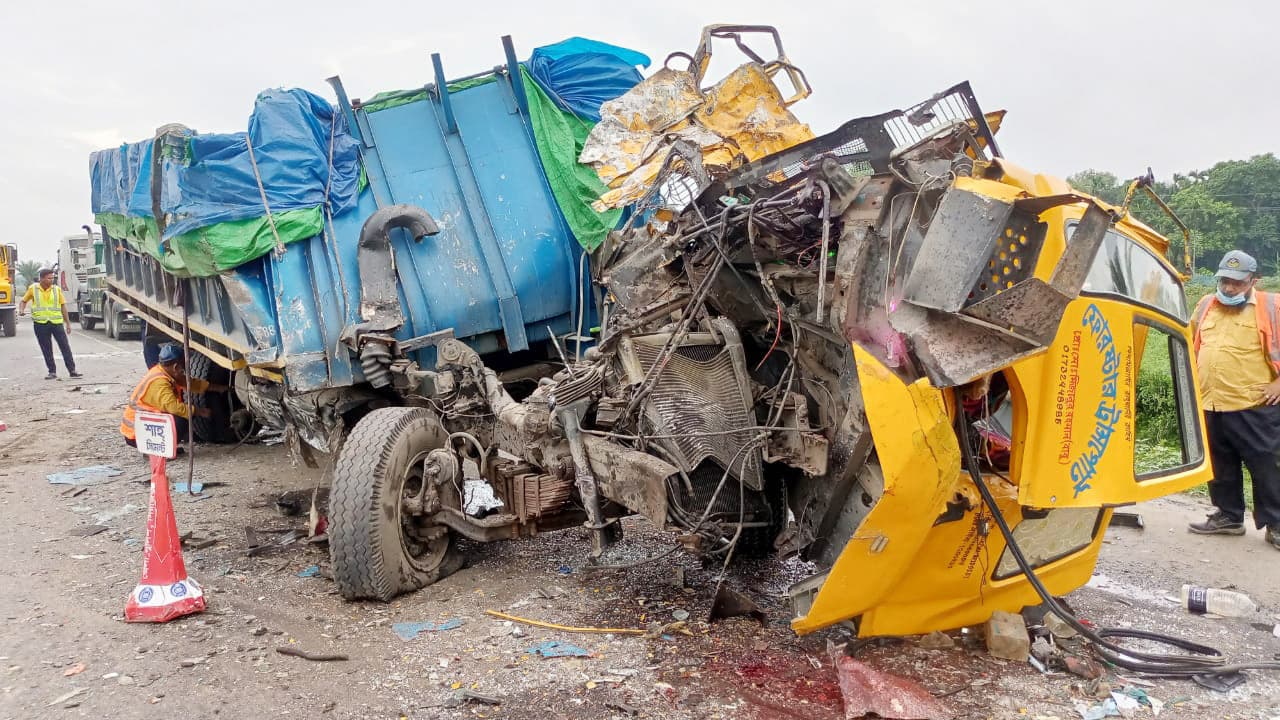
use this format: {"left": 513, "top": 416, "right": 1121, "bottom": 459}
{"left": 125, "top": 455, "right": 206, "bottom": 622}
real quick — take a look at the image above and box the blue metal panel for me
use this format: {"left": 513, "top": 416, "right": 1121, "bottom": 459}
{"left": 111, "top": 40, "right": 592, "bottom": 393}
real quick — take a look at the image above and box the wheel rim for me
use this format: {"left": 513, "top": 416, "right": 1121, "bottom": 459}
{"left": 398, "top": 449, "right": 455, "bottom": 573}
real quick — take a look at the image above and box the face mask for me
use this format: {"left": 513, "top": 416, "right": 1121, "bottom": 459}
{"left": 1217, "top": 288, "right": 1247, "bottom": 306}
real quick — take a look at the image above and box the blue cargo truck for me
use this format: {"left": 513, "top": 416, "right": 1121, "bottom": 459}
{"left": 92, "top": 33, "right": 677, "bottom": 599}
{"left": 91, "top": 27, "right": 1109, "bottom": 636}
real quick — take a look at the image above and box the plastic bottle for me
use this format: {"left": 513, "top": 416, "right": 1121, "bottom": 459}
{"left": 1180, "top": 584, "right": 1257, "bottom": 617}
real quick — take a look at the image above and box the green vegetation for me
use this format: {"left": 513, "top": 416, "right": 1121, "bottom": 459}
{"left": 17, "top": 259, "right": 42, "bottom": 286}
{"left": 1068, "top": 153, "right": 1280, "bottom": 274}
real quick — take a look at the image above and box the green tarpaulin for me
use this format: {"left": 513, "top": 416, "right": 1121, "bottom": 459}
{"left": 520, "top": 66, "right": 619, "bottom": 251}
{"left": 96, "top": 207, "right": 323, "bottom": 278}
{"left": 361, "top": 75, "right": 499, "bottom": 114}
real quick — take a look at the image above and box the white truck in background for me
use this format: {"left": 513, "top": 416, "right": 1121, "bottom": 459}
{"left": 55, "top": 227, "right": 97, "bottom": 322}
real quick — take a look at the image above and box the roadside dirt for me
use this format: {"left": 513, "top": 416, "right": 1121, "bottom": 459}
{"left": 2, "top": 316, "right": 1279, "bottom": 719}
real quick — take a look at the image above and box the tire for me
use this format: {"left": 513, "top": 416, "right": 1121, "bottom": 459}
{"left": 79, "top": 307, "right": 97, "bottom": 331}
{"left": 104, "top": 301, "right": 117, "bottom": 339}
{"left": 330, "top": 407, "right": 464, "bottom": 601}
{"left": 0, "top": 308, "right": 14, "bottom": 337}
{"left": 186, "top": 351, "right": 238, "bottom": 443}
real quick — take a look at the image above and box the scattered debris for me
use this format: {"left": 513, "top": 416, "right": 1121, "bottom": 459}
{"left": 1181, "top": 584, "right": 1257, "bottom": 617}
{"left": 1073, "top": 698, "right": 1117, "bottom": 720}
{"left": 392, "top": 619, "right": 464, "bottom": 640}
{"left": 556, "top": 564, "right": 573, "bottom": 575}
{"left": 46, "top": 688, "right": 87, "bottom": 707}
{"left": 985, "top": 610, "right": 1030, "bottom": 661}
{"left": 917, "top": 631, "right": 956, "bottom": 650}
{"left": 1030, "top": 637, "right": 1055, "bottom": 661}
{"left": 181, "top": 535, "right": 218, "bottom": 550}
{"left": 532, "top": 585, "right": 568, "bottom": 600}
{"left": 708, "top": 585, "right": 766, "bottom": 625}
{"left": 527, "top": 640, "right": 592, "bottom": 658}
{"left": 606, "top": 700, "right": 640, "bottom": 715}
{"left": 275, "top": 647, "right": 348, "bottom": 662}
{"left": 178, "top": 657, "right": 205, "bottom": 668}
{"left": 93, "top": 503, "right": 139, "bottom": 524}
{"left": 245, "top": 526, "right": 301, "bottom": 556}
{"left": 441, "top": 688, "right": 503, "bottom": 708}
{"left": 47, "top": 465, "right": 122, "bottom": 486}
{"left": 828, "top": 642, "right": 952, "bottom": 720}
{"left": 1044, "top": 612, "right": 1079, "bottom": 639}
{"left": 1191, "top": 671, "right": 1246, "bottom": 692}
{"left": 68, "top": 525, "right": 108, "bottom": 538}
{"left": 62, "top": 662, "right": 86, "bottom": 677}
{"left": 1065, "top": 655, "right": 1103, "bottom": 680}
{"left": 1110, "top": 691, "right": 1140, "bottom": 717}
{"left": 297, "top": 565, "right": 321, "bottom": 578}
{"left": 671, "top": 609, "right": 690, "bottom": 622}
{"left": 59, "top": 486, "right": 88, "bottom": 498}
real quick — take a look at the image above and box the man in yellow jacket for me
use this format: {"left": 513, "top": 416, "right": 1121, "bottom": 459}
{"left": 17, "top": 267, "right": 81, "bottom": 380}
{"left": 120, "top": 344, "right": 228, "bottom": 450}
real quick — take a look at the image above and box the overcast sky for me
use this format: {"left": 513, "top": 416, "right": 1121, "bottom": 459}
{"left": 1, "top": 0, "right": 1274, "bottom": 265}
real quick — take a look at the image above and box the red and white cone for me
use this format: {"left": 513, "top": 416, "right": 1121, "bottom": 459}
{"left": 125, "top": 455, "right": 206, "bottom": 622}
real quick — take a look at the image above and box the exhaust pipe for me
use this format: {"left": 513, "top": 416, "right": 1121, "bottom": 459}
{"left": 354, "top": 204, "right": 439, "bottom": 334}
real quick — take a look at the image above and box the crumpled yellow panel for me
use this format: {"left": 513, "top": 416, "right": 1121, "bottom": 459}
{"left": 695, "top": 63, "right": 813, "bottom": 162}
{"left": 579, "top": 69, "right": 704, "bottom": 188}
{"left": 581, "top": 62, "right": 814, "bottom": 211}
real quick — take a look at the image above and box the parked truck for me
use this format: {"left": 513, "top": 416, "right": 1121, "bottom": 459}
{"left": 55, "top": 228, "right": 97, "bottom": 323}
{"left": 0, "top": 242, "right": 16, "bottom": 337}
{"left": 90, "top": 27, "right": 1211, "bottom": 636}
{"left": 76, "top": 230, "right": 142, "bottom": 337}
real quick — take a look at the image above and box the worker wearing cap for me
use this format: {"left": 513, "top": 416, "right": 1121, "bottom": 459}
{"left": 1187, "top": 250, "right": 1280, "bottom": 550}
{"left": 17, "top": 267, "right": 81, "bottom": 380}
{"left": 120, "top": 344, "right": 229, "bottom": 449}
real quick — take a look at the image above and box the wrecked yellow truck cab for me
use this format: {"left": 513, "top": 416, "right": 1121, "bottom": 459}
{"left": 789, "top": 167, "right": 1210, "bottom": 636}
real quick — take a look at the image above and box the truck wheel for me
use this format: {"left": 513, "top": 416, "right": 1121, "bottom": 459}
{"left": 0, "top": 308, "right": 14, "bottom": 337}
{"left": 186, "top": 352, "right": 238, "bottom": 443}
{"left": 79, "top": 307, "right": 97, "bottom": 331}
{"left": 330, "top": 407, "right": 464, "bottom": 601}
{"left": 104, "top": 301, "right": 117, "bottom": 339}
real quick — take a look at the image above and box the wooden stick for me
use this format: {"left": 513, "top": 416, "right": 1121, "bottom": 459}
{"left": 275, "top": 647, "right": 348, "bottom": 662}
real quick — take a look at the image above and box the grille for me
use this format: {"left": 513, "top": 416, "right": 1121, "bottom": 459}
{"left": 629, "top": 339, "right": 762, "bottom": 490}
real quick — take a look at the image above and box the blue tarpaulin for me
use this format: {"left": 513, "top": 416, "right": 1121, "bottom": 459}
{"left": 90, "top": 88, "right": 361, "bottom": 240}
{"left": 527, "top": 38, "right": 650, "bottom": 122}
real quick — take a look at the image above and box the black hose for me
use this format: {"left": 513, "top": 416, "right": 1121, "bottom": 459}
{"left": 955, "top": 408, "right": 1280, "bottom": 679}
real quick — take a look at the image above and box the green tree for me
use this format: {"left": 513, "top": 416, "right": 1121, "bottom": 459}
{"left": 17, "top": 260, "right": 43, "bottom": 286}
{"left": 1071, "top": 154, "right": 1280, "bottom": 274}
{"left": 1167, "top": 184, "right": 1243, "bottom": 260}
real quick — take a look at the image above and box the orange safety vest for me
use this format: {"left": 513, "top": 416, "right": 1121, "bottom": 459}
{"left": 120, "top": 365, "right": 175, "bottom": 441}
{"left": 1191, "top": 290, "right": 1280, "bottom": 373}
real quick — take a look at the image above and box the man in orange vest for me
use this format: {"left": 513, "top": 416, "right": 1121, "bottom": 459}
{"left": 120, "top": 344, "right": 228, "bottom": 450}
{"left": 1187, "top": 250, "right": 1280, "bottom": 551}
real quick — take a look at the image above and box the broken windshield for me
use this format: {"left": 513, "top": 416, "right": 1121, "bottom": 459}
{"left": 1070, "top": 223, "right": 1188, "bottom": 323}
